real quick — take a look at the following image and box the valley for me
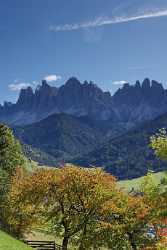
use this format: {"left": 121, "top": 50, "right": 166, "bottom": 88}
{"left": 2, "top": 77, "right": 167, "bottom": 180}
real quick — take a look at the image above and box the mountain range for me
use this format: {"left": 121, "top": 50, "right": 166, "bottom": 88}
{"left": 1, "top": 77, "right": 167, "bottom": 125}
{"left": 1, "top": 77, "right": 167, "bottom": 179}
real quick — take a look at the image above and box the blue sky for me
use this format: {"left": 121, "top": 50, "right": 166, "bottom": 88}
{"left": 1, "top": 0, "right": 167, "bottom": 102}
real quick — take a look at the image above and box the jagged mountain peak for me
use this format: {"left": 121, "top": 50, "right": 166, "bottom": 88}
{"left": 3, "top": 101, "right": 13, "bottom": 108}
{"left": 19, "top": 86, "right": 34, "bottom": 96}
{"left": 151, "top": 80, "right": 163, "bottom": 90}
{"left": 122, "top": 82, "right": 130, "bottom": 88}
{"left": 135, "top": 80, "right": 141, "bottom": 88}
{"left": 42, "top": 79, "right": 48, "bottom": 86}
{"left": 142, "top": 78, "right": 151, "bottom": 89}
{"left": 65, "top": 77, "right": 81, "bottom": 87}
{"left": 114, "top": 78, "right": 164, "bottom": 94}
{"left": 141, "top": 78, "right": 164, "bottom": 90}
{"left": 17, "top": 86, "right": 34, "bottom": 107}
{"left": 36, "top": 80, "right": 57, "bottom": 92}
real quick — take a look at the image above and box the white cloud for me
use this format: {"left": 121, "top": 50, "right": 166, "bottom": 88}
{"left": 8, "top": 83, "right": 33, "bottom": 91}
{"left": 44, "top": 74, "right": 61, "bottom": 82}
{"left": 49, "top": 9, "right": 167, "bottom": 32}
{"left": 8, "top": 75, "right": 61, "bottom": 92}
{"left": 112, "top": 80, "right": 128, "bottom": 85}
{"left": 32, "top": 80, "right": 39, "bottom": 85}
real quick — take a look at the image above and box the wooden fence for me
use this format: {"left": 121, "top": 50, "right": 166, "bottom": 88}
{"left": 25, "top": 240, "right": 62, "bottom": 250}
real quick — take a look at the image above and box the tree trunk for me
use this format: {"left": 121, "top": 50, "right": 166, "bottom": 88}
{"left": 131, "top": 242, "right": 137, "bottom": 250}
{"left": 79, "top": 224, "right": 87, "bottom": 250}
{"left": 62, "top": 236, "right": 69, "bottom": 250}
{"left": 79, "top": 243, "right": 86, "bottom": 250}
{"left": 127, "top": 233, "right": 137, "bottom": 250}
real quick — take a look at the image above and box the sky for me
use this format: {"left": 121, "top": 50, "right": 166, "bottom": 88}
{"left": 1, "top": 0, "right": 167, "bottom": 102}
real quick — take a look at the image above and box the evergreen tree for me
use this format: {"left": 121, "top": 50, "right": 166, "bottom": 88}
{"left": 0, "top": 123, "right": 25, "bottom": 230}
{"left": 0, "top": 124, "right": 24, "bottom": 175}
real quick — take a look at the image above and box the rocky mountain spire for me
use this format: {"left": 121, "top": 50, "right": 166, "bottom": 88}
{"left": 17, "top": 86, "right": 34, "bottom": 109}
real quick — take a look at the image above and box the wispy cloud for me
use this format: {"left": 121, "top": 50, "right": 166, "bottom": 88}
{"left": 112, "top": 80, "right": 128, "bottom": 85}
{"left": 50, "top": 9, "right": 167, "bottom": 32}
{"left": 9, "top": 82, "right": 33, "bottom": 91}
{"left": 44, "top": 74, "right": 62, "bottom": 82}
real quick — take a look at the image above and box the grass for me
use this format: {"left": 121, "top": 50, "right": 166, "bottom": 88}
{"left": 119, "top": 171, "right": 166, "bottom": 191}
{"left": 0, "top": 230, "right": 32, "bottom": 250}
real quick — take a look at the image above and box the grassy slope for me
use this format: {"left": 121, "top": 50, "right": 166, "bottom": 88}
{"left": 119, "top": 171, "right": 166, "bottom": 191}
{"left": 0, "top": 230, "right": 32, "bottom": 250}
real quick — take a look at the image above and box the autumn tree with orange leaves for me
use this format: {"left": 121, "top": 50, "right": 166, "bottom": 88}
{"left": 4, "top": 166, "right": 55, "bottom": 237}
{"left": 6, "top": 165, "right": 160, "bottom": 249}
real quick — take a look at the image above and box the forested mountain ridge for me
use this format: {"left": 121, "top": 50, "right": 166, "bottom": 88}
{"left": 13, "top": 113, "right": 127, "bottom": 164}
{"left": 73, "top": 112, "right": 167, "bottom": 179}
{"left": 13, "top": 111, "right": 167, "bottom": 179}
